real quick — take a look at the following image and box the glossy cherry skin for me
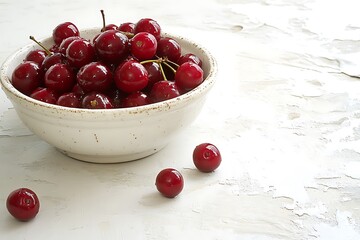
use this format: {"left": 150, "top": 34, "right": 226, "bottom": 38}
{"left": 12, "top": 61, "right": 42, "bottom": 96}
{"left": 7, "top": 188, "right": 40, "bottom": 221}
{"left": 174, "top": 62, "right": 204, "bottom": 92}
{"left": 178, "top": 53, "right": 202, "bottom": 68}
{"left": 52, "top": 22, "right": 80, "bottom": 45}
{"left": 114, "top": 61, "right": 148, "bottom": 93}
{"left": 44, "top": 63, "right": 75, "bottom": 93}
{"left": 58, "top": 36, "right": 82, "bottom": 55}
{"left": 155, "top": 168, "right": 184, "bottom": 198}
{"left": 66, "top": 39, "right": 95, "bottom": 69}
{"left": 82, "top": 92, "right": 114, "bottom": 109}
{"left": 156, "top": 37, "right": 181, "bottom": 62}
{"left": 24, "top": 50, "right": 47, "bottom": 66}
{"left": 94, "top": 30, "right": 129, "bottom": 64}
{"left": 142, "top": 61, "right": 163, "bottom": 90}
{"left": 135, "top": 18, "right": 161, "bottom": 41}
{"left": 118, "top": 22, "right": 135, "bottom": 33}
{"left": 41, "top": 52, "right": 64, "bottom": 73}
{"left": 57, "top": 92, "right": 81, "bottom": 108}
{"left": 122, "top": 91, "right": 149, "bottom": 108}
{"left": 30, "top": 88, "right": 58, "bottom": 104}
{"left": 193, "top": 143, "right": 222, "bottom": 172}
{"left": 149, "top": 80, "right": 180, "bottom": 103}
{"left": 130, "top": 32, "right": 157, "bottom": 61}
{"left": 77, "top": 62, "right": 113, "bottom": 93}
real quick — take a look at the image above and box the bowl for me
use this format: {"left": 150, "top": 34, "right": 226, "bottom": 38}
{"left": 0, "top": 28, "right": 217, "bottom": 163}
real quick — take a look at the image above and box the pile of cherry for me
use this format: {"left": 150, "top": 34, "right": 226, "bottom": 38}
{"left": 11, "top": 15, "right": 204, "bottom": 109}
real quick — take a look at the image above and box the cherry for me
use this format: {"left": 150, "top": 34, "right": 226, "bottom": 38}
{"left": 66, "top": 39, "right": 95, "bottom": 69}
{"left": 174, "top": 62, "right": 204, "bottom": 92}
{"left": 77, "top": 62, "right": 113, "bottom": 93}
{"left": 114, "top": 60, "right": 148, "bottom": 93}
{"left": 58, "top": 36, "right": 82, "bottom": 55}
{"left": 193, "top": 143, "right": 222, "bottom": 172}
{"left": 178, "top": 53, "right": 202, "bottom": 68}
{"left": 149, "top": 80, "right": 180, "bottom": 103}
{"left": 118, "top": 22, "right": 135, "bottom": 34}
{"left": 52, "top": 22, "right": 80, "bottom": 45}
{"left": 12, "top": 61, "right": 42, "bottom": 96}
{"left": 142, "top": 61, "right": 163, "bottom": 90}
{"left": 155, "top": 168, "right": 184, "bottom": 198}
{"left": 130, "top": 32, "right": 157, "bottom": 61}
{"left": 57, "top": 92, "right": 81, "bottom": 108}
{"left": 44, "top": 63, "right": 75, "bottom": 93}
{"left": 135, "top": 18, "right": 161, "bottom": 41}
{"left": 156, "top": 37, "right": 181, "bottom": 62}
{"left": 122, "top": 91, "right": 149, "bottom": 108}
{"left": 30, "top": 88, "right": 58, "bottom": 104}
{"left": 6, "top": 188, "right": 40, "bottom": 221}
{"left": 82, "top": 92, "right": 114, "bottom": 109}
{"left": 94, "top": 30, "right": 129, "bottom": 64}
{"left": 106, "top": 87, "right": 126, "bottom": 108}
{"left": 24, "top": 50, "right": 47, "bottom": 66}
{"left": 41, "top": 53, "right": 64, "bottom": 73}
{"left": 71, "top": 83, "right": 85, "bottom": 98}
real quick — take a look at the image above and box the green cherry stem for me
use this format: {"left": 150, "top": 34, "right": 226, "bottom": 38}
{"left": 158, "top": 62, "right": 168, "bottom": 81}
{"left": 162, "top": 61, "right": 177, "bottom": 74}
{"left": 29, "top": 36, "right": 52, "bottom": 56}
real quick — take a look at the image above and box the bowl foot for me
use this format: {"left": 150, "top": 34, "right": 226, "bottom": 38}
{"left": 57, "top": 146, "right": 165, "bottom": 164}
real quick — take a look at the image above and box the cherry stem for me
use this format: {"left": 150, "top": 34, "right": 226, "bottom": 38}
{"left": 29, "top": 36, "right": 52, "bottom": 56}
{"left": 159, "top": 62, "right": 167, "bottom": 81}
{"left": 162, "top": 61, "right": 177, "bottom": 74}
{"left": 165, "top": 59, "right": 179, "bottom": 68}
{"left": 100, "top": 9, "right": 106, "bottom": 32}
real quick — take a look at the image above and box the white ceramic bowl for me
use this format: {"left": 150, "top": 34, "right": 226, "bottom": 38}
{"left": 0, "top": 28, "right": 217, "bottom": 163}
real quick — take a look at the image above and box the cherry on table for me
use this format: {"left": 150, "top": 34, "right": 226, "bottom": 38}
{"left": 193, "top": 143, "right": 222, "bottom": 172}
{"left": 6, "top": 188, "right": 40, "bottom": 221}
{"left": 155, "top": 168, "right": 184, "bottom": 198}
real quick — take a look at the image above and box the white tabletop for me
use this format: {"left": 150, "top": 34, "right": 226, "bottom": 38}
{"left": 1, "top": 0, "right": 360, "bottom": 239}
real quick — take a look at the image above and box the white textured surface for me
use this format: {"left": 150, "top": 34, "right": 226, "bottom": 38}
{"left": 1, "top": 0, "right": 360, "bottom": 239}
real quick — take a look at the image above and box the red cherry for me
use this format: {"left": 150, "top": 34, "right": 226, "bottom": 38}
{"left": 174, "top": 62, "right": 204, "bottom": 92}
{"left": 130, "top": 32, "right": 157, "bottom": 61}
{"left": 77, "top": 62, "right": 113, "bottom": 93}
{"left": 142, "top": 61, "right": 163, "bottom": 90}
{"left": 41, "top": 52, "right": 64, "bottom": 73}
{"left": 11, "top": 61, "right": 42, "bottom": 96}
{"left": 135, "top": 18, "right": 161, "bottom": 41}
{"left": 24, "top": 50, "right": 47, "bottom": 66}
{"left": 82, "top": 92, "right": 114, "bottom": 109}
{"left": 58, "top": 36, "right": 82, "bottom": 55}
{"left": 114, "top": 61, "right": 148, "bottom": 93}
{"left": 178, "top": 53, "right": 202, "bottom": 68}
{"left": 66, "top": 39, "right": 95, "bottom": 69}
{"left": 94, "top": 30, "right": 129, "bottom": 64}
{"left": 122, "top": 91, "right": 149, "bottom": 108}
{"left": 57, "top": 92, "right": 81, "bottom": 108}
{"left": 193, "top": 143, "right": 222, "bottom": 172}
{"left": 44, "top": 63, "right": 75, "bottom": 93}
{"left": 6, "top": 188, "right": 40, "bottom": 221}
{"left": 155, "top": 168, "right": 184, "bottom": 198}
{"left": 30, "top": 88, "right": 58, "bottom": 104}
{"left": 156, "top": 37, "right": 181, "bottom": 62}
{"left": 52, "top": 22, "right": 80, "bottom": 45}
{"left": 118, "top": 22, "right": 135, "bottom": 33}
{"left": 149, "top": 80, "right": 180, "bottom": 103}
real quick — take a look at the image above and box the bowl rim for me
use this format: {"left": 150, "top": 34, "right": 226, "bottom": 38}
{"left": 0, "top": 28, "right": 217, "bottom": 117}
